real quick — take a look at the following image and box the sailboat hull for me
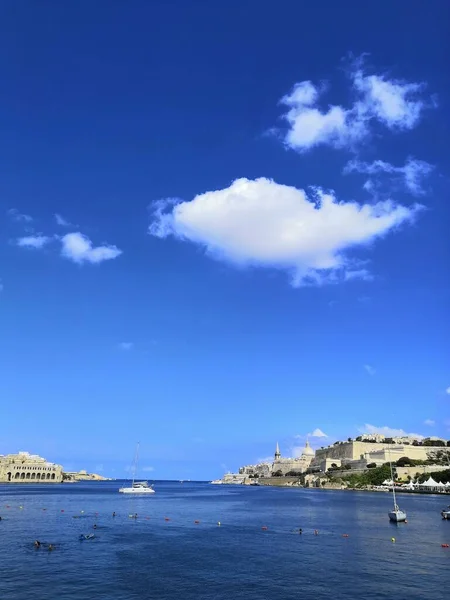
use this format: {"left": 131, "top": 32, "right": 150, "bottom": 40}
{"left": 389, "top": 510, "right": 407, "bottom": 523}
{"left": 119, "top": 488, "right": 155, "bottom": 494}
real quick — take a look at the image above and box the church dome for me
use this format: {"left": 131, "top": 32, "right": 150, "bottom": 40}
{"left": 301, "top": 440, "right": 315, "bottom": 457}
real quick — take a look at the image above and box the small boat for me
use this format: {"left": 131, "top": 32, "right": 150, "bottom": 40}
{"left": 119, "top": 480, "right": 155, "bottom": 494}
{"left": 441, "top": 506, "right": 450, "bottom": 520}
{"left": 210, "top": 479, "right": 223, "bottom": 485}
{"left": 79, "top": 533, "right": 95, "bottom": 540}
{"left": 119, "top": 443, "right": 155, "bottom": 495}
{"left": 387, "top": 449, "right": 406, "bottom": 523}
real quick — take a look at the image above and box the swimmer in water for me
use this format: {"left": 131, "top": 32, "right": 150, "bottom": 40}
{"left": 48, "top": 544, "right": 54, "bottom": 551}
{"left": 112, "top": 512, "right": 116, "bottom": 517}
{"left": 299, "top": 528, "right": 303, "bottom": 534}
{"left": 34, "top": 540, "right": 41, "bottom": 548}
{"left": 93, "top": 524, "right": 97, "bottom": 529}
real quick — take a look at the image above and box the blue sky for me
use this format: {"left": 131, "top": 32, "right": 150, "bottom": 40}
{"left": 1, "top": 1, "right": 449, "bottom": 480}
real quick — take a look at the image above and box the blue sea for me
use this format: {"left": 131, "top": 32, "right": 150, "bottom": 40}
{"left": 0, "top": 481, "right": 449, "bottom": 599}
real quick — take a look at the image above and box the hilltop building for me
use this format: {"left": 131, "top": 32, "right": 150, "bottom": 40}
{"left": 310, "top": 439, "right": 433, "bottom": 473}
{"left": 0, "top": 451, "right": 63, "bottom": 483}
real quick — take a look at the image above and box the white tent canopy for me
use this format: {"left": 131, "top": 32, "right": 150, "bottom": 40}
{"left": 420, "top": 476, "right": 439, "bottom": 487}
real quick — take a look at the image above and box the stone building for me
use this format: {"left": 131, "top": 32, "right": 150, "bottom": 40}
{"left": 271, "top": 440, "right": 315, "bottom": 475}
{"left": 310, "top": 440, "right": 433, "bottom": 473}
{"left": 0, "top": 451, "right": 63, "bottom": 483}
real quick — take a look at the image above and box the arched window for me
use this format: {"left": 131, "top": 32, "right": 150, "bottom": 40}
{"left": 31, "top": 472, "right": 36, "bottom": 479}
{"left": 47, "top": 473, "right": 51, "bottom": 480}
{"left": 7, "top": 472, "right": 12, "bottom": 482}
{"left": 26, "top": 472, "right": 31, "bottom": 479}
{"left": 51, "top": 473, "right": 55, "bottom": 480}
{"left": 20, "top": 472, "right": 25, "bottom": 479}
{"left": 15, "top": 472, "right": 20, "bottom": 480}
{"left": 36, "top": 473, "right": 41, "bottom": 480}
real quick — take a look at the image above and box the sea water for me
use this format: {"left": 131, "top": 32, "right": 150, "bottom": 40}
{"left": 0, "top": 481, "right": 448, "bottom": 600}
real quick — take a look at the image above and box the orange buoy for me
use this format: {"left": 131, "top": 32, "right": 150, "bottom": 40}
{"left": 261, "top": 526, "right": 268, "bottom": 531}
{"left": 441, "top": 544, "right": 449, "bottom": 548}
{"left": 164, "top": 517, "right": 170, "bottom": 521}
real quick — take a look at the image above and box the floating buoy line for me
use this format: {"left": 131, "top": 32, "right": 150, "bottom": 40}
{"left": 2, "top": 504, "right": 448, "bottom": 549}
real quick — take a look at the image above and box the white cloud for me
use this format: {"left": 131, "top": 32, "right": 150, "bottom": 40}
{"left": 61, "top": 232, "right": 122, "bottom": 264}
{"left": 142, "top": 466, "right": 155, "bottom": 472}
{"left": 364, "top": 364, "right": 376, "bottom": 376}
{"left": 7, "top": 208, "right": 33, "bottom": 223}
{"left": 149, "top": 177, "right": 422, "bottom": 287}
{"left": 17, "top": 235, "right": 51, "bottom": 249}
{"left": 118, "top": 342, "right": 134, "bottom": 351}
{"left": 54, "top": 214, "right": 72, "bottom": 227}
{"left": 309, "top": 428, "right": 328, "bottom": 438}
{"left": 277, "top": 60, "right": 432, "bottom": 153}
{"left": 359, "top": 424, "right": 424, "bottom": 440}
{"left": 446, "top": 387, "right": 450, "bottom": 395}
{"left": 257, "top": 456, "right": 274, "bottom": 464}
{"left": 424, "top": 419, "right": 435, "bottom": 426}
{"left": 352, "top": 68, "right": 426, "bottom": 130}
{"left": 344, "top": 158, "right": 433, "bottom": 196}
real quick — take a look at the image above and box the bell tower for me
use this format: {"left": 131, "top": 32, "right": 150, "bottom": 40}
{"left": 274, "top": 442, "right": 281, "bottom": 460}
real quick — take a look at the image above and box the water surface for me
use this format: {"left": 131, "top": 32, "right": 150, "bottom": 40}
{"left": 1, "top": 481, "right": 448, "bottom": 599}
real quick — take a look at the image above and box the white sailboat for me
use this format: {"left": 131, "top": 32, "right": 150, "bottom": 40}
{"left": 387, "top": 449, "right": 406, "bottom": 522}
{"left": 119, "top": 442, "right": 155, "bottom": 495}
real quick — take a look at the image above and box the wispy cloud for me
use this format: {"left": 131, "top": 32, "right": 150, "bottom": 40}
{"left": 7, "top": 208, "right": 33, "bottom": 223}
{"left": 17, "top": 235, "right": 51, "bottom": 249}
{"left": 149, "top": 178, "right": 422, "bottom": 287}
{"left": 275, "top": 57, "right": 434, "bottom": 153}
{"left": 344, "top": 157, "right": 433, "bottom": 196}
{"left": 359, "top": 424, "right": 424, "bottom": 440}
{"left": 364, "top": 364, "right": 376, "bottom": 376}
{"left": 309, "top": 428, "right": 328, "bottom": 438}
{"left": 424, "top": 419, "right": 435, "bottom": 426}
{"left": 54, "top": 214, "right": 73, "bottom": 227}
{"left": 446, "top": 387, "right": 450, "bottom": 395}
{"left": 118, "top": 342, "right": 134, "bottom": 351}
{"left": 61, "top": 232, "right": 122, "bottom": 264}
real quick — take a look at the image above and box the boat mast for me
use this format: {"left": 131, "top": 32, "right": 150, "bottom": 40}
{"left": 132, "top": 442, "right": 140, "bottom": 487}
{"left": 388, "top": 446, "right": 397, "bottom": 510}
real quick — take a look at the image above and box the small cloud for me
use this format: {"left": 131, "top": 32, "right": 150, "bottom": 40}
{"left": 118, "top": 342, "right": 134, "bottom": 351}
{"left": 446, "top": 387, "right": 450, "bottom": 395}
{"left": 359, "top": 424, "right": 424, "bottom": 440}
{"left": 274, "top": 56, "right": 434, "bottom": 154}
{"left": 257, "top": 456, "right": 274, "bottom": 464}
{"left": 7, "top": 208, "right": 33, "bottom": 223}
{"left": 54, "top": 213, "right": 72, "bottom": 227}
{"left": 364, "top": 364, "right": 376, "bottom": 376}
{"left": 309, "top": 428, "right": 328, "bottom": 438}
{"left": 424, "top": 419, "right": 435, "bottom": 426}
{"left": 142, "top": 466, "right": 155, "bottom": 473}
{"left": 61, "top": 232, "right": 122, "bottom": 264}
{"left": 17, "top": 235, "right": 51, "bottom": 249}
{"left": 344, "top": 158, "right": 433, "bottom": 196}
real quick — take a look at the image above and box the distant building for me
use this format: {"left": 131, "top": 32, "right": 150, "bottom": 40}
{"left": 0, "top": 451, "right": 63, "bottom": 483}
{"left": 271, "top": 440, "right": 315, "bottom": 475}
{"left": 311, "top": 440, "right": 432, "bottom": 473}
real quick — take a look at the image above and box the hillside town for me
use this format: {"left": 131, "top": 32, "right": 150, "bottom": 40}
{"left": 213, "top": 434, "right": 450, "bottom": 490}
